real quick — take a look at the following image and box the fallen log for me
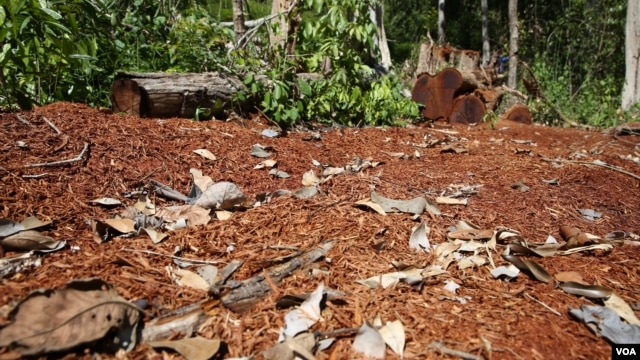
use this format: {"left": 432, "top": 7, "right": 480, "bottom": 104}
{"left": 449, "top": 95, "right": 486, "bottom": 125}
{"left": 110, "top": 72, "right": 246, "bottom": 119}
{"left": 412, "top": 68, "right": 462, "bottom": 120}
{"left": 503, "top": 104, "right": 532, "bottom": 124}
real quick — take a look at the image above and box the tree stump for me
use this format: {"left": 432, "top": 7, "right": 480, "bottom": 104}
{"left": 449, "top": 95, "right": 486, "bottom": 125}
{"left": 110, "top": 72, "right": 246, "bottom": 119}
{"left": 503, "top": 104, "right": 532, "bottom": 124}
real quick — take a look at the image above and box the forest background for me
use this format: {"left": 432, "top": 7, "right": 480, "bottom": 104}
{"left": 0, "top": 0, "right": 636, "bottom": 128}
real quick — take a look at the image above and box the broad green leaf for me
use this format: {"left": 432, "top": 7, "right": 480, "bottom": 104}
{"left": 40, "top": 7, "right": 62, "bottom": 21}
{"left": 298, "top": 78, "right": 312, "bottom": 96}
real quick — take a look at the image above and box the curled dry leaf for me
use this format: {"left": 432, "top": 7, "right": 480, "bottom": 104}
{"left": 250, "top": 143, "right": 273, "bottom": 158}
{"left": 352, "top": 322, "right": 386, "bottom": 360}
{"left": 554, "top": 271, "right": 584, "bottom": 283}
{"left": 559, "top": 225, "right": 581, "bottom": 241}
{"left": 560, "top": 281, "right": 613, "bottom": 299}
{"left": 409, "top": 221, "right": 431, "bottom": 252}
{"left": 502, "top": 254, "right": 552, "bottom": 283}
{"left": 89, "top": 197, "right": 122, "bottom": 206}
{"left": 0, "top": 216, "right": 52, "bottom": 237}
{"left": 604, "top": 293, "right": 640, "bottom": 326}
{"left": 282, "top": 283, "right": 324, "bottom": 338}
{"left": 193, "top": 148, "right": 217, "bottom": 161}
{"left": 301, "top": 170, "right": 321, "bottom": 186}
{"left": 194, "top": 181, "right": 247, "bottom": 210}
{"left": 371, "top": 191, "right": 427, "bottom": 215}
{"left": 378, "top": 320, "right": 405, "bottom": 357}
{"left": 189, "top": 168, "right": 214, "bottom": 192}
{"left": 0, "top": 230, "right": 65, "bottom": 252}
{"left": 149, "top": 336, "right": 221, "bottom": 360}
{"left": 254, "top": 159, "right": 277, "bottom": 169}
{"left": 448, "top": 228, "right": 494, "bottom": 241}
{"left": 0, "top": 278, "right": 142, "bottom": 356}
{"left": 355, "top": 198, "right": 386, "bottom": 215}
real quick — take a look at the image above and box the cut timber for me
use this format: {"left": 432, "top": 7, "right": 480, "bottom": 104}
{"left": 110, "top": 72, "right": 245, "bottom": 119}
{"left": 503, "top": 104, "right": 532, "bottom": 124}
{"left": 449, "top": 95, "right": 486, "bottom": 125}
{"left": 412, "top": 68, "right": 462, "bottom": 120}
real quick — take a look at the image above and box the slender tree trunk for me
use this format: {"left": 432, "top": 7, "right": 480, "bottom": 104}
{"left": 622, "top": 0, "right": 640, "bottom": 110}
{"left": 232, "top": 0, "right": 247, "bottom": 44}
{"left": 438, "top": 0, "right": 445, "bottom": 45}
{"left": 481, "top": 0, "right": 490, "bottom": 66}
{"left": 369, "top": 2, "right": 391, "bottom": 72}
{"left": 269, "top": 0, "right": 298, "bottom": 54}
{"left": 508, "top": 0, "right": 518, "bottom": 89}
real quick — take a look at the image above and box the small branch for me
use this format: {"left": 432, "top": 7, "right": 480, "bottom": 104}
{"left": 121, "top": 248, "right": 221, "bottom": 265}
{"left": 42, "top": 116, "right": 61, "bottom": 134}
{"left": 22, "top": 173, "right": 50, "bottom": 179}
{"left": 15, "top": 114, "right": 34, "bottom": 127}
{"left": 542, "top": 157, "right": 640, "bottom": 182}
{"left": 429, "top": 341, "right": 483, "bottom": 360}
{"left": 24, "top": 142, "right": 90, "bottom": 168}
{"left": 524, "top": 293, "right": 561, "bottom": 316}
{"left": 230, "top": 2, "right": 298, "bottom": 50}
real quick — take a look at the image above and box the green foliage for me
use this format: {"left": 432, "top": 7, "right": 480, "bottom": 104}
{"left": 246, "top": 0, "right": 418, "bottom": 128}
{"left": 520, "top": 0, "right": 626, "bottom": 127}
{"left": 0, "top": 0, "right": 108, "bottom": 109}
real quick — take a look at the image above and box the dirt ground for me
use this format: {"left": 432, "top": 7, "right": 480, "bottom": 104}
{"left": 1, "top": 102, "right": 640, "bottom": 359}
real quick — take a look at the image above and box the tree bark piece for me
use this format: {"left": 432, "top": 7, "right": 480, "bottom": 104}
{"left": 449, "top": 95, "right": 486, "bottom": 125}
{"left": 412, "top": 68, "right": 462, "bottom": 121}
{"left": 110, "top": 72, "right": 245, "bottom": 119}
{"left": 221, "top": 241, "right": 333, "bottom": 313}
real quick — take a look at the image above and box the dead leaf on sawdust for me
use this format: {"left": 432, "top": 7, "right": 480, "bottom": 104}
{"left": 149, "top": 336, "right": 221, "bottom": 360}
{"left": 0, "top": 278, "right": 142, "bottom": 356}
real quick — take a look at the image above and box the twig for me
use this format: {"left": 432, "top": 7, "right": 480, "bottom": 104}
{"left": 24, "top": 142, "right": 90, "bottom": 168}
{"left": 231, "top": 1, "right": 298, "bottom": 50}
{"left": 42, "top": 116, "right": 61, "bottom": 134}
{"left": 429, "top": 341, "right": 483, "bottom": 360}
{"left": 542, "top": 157, "right": 640, "bottom": 182}
{"left": 524, "top": 293, "right": 561, "bottom": 316}
{"left": 15, "top": 114, "right": 34, "bottom": 127}
{"left": 121, "top": 248, "right": 221, "bottom": 265}
{"left": 315, "top": 327, "right": 360, "bottom": 339}
{"left": 22, "top": 173, "right": 50, "bottom": 179}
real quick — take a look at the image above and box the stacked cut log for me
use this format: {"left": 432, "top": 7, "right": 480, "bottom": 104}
{"left": 412, "top": 36, "right": 531, "bottom": 125}
{"left": 110, "top": 72, "right": 246, "bottom": 119}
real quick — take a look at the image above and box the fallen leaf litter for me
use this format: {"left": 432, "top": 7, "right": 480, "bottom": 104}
{"left": 0, "top": 102, "right": 639, "bottom": 359}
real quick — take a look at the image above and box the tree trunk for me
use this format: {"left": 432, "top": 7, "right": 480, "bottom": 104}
{"left": 481, "top": 0, "right": 490, "bottom": 66}
{"left": 110, "top": 72, "right": 246, "bottom": 119}
{"left": 232, "top": 0, "right": 247, "bottom": 45}
{"left": 438, "top": 0, "right": 446, "bottom": 45}
{"left": 622, "top": 0, "right": 640, "bottom": 110}
{"left": 507, "top": 0, "right": 518, "bottom": 89}
{"left": 269, "top": 0, "right": 298, "bottom": 53}
{"left": 369, "top": 2, "right": 391, "bottom": 72}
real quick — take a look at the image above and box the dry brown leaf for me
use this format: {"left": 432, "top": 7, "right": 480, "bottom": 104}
{"left": 0, "top": 278, "right": 141, "bottom": 356}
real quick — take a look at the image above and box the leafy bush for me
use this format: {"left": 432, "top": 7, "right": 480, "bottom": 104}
{"left": 244, "top": 0, "right": 418, "bottom": 128}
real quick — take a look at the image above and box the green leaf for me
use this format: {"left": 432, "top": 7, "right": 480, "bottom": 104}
{"left": 0, "top": 6, "right": 5, "bottom": 26}
{"left": 40, "top": 7, "right": 62, "bottom": 21}
{"left": 298, "top": 78, "right": 312, "bottom": 96}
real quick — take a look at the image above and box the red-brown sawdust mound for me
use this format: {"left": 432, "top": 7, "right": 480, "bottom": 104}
{"left": 1, "top": 102, "right": 639, "bottom": 359}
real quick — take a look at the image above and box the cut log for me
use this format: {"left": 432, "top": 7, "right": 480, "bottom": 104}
{"left": 503, "top": 104, "right": 532, "bottom": 124}
{"left": 110, "top": 72, "right": 245, "bottom": 119}
{"left": 449, "top": 94, "right": 486, "bottom": 125}
{"left": 412, "top": 68, "right": 462, "bottom": 120}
